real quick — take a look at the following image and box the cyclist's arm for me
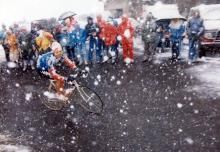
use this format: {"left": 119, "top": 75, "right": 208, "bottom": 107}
{"left": 47, "top": 57, "right": 65, "bottom": 81}
{"left": 48, "top": 68, "right": 65, "bottom": 81}
{"left": 63, "top": 56, "right": 76, "bottom": 69}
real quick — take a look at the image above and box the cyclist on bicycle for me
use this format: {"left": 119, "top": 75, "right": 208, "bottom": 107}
{"left": 37, "top": 42, "right": 77, "bottom": 100}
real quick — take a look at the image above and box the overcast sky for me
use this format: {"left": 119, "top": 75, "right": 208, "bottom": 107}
{"left": 0, "top": 0, "right": 104, "bottom": 26}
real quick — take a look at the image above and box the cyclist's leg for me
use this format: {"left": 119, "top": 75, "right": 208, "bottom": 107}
{"left": 54, "top": 79, "right": 65, "bottom": 94}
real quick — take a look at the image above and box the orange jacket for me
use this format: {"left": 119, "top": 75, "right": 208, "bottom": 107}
{"left": 7, "top": 34, "right": 18, "bottom": 52}
{"left": 36, "top": 31, "right": 53, "bottom": 52}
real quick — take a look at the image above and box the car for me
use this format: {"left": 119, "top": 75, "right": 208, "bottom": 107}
{"left": 191, "top": 4, "right": 220, "bottom": 56}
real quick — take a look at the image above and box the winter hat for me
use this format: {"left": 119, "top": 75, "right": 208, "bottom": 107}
{"left": 87, "top": 16, "right": 93, "bottom": 21}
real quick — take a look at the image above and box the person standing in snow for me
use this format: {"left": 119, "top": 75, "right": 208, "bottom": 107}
{"left": 118, "top": 15, "right": 135, "bottom": 64}
{"left": 102, "top": 19, "right": 118, "bottom": 64}
{"left": 169, "top": 18, "right": 185, "bottom": 60}
{"left": 141, "top": 12, "right": 157, "bottom": 63}
{"left": 85, "top": 17, "right": 100, "bottom": 64}
{"left": 18, "top": 30, "right": 36, "bottom": 71}
{"left": 96, "top": 15, "right": 107, "bottom": 62}
{"left": 186, "top": 9, "right": 204, "bottom": 63}
{"left": 63, "top": 17, "right": 77, "bottom": 61}
{"left": 0, "top": 24, "right": 10, "bottom": 62}
{"left": 35, "top": 29, "right": 54, "bottom": 55}
{"left": 155, "top": 24, "right": 165, "bottom": 53}
{"left": 72, "top": 24, "right": 88, "bottom": 65}
{"left": 6, "top": 30, "right": 19, "bottom": 63}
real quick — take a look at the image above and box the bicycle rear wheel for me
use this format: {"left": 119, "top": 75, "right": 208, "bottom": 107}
{"left": 39, "top": 91, "right": 65, "bottom": 111}
{"left": 74, "top": 86, "right": 103, "bottom": 114}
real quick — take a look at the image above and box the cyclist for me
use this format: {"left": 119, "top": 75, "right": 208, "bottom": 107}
{"left": 37, "top": 41, "right": 77, "bottom": 100}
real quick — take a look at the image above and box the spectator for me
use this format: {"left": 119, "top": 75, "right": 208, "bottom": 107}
{"left": 63, "top": 17, "right": 77, "bottom": 61}
{"left": 96, "top": 15, "right": 106, "bottom": 62}
{"left": 18, "top": 30, "right": 36, "bottom": 71}
{"left": 0, "top": 24, "right": 10, "bottom": 62}
{"left": 141, "top": 12, "right": 157, "bottom": 63}
{"left": 102, "top": 20, "right": 118, "bottom": 64}
{"left": 169, "top": 18, "right": 185, "bottom": 60}
{"left": 155, "top": 24, "right": 165, "bottom": 53}
{"left": 186, "top": 9, "right": 204, "bottom": 63}
{"left": 72, "top": 24, "right": 88, "bottom": 65}
{"left": 118, "top": 15, "right": 135, "bottom": 63}
{"left": 35, "top": 30, "right": 54, "bottom": 55}
{"left": 85, "top": 17, "right": 100, "bottom": 64}
{"left": 6, "top": 30, "right": 19, "bottom": 63}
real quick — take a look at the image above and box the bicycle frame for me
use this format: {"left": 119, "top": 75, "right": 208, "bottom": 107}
{"left": 48, "top": 79, "right": 79, "bottom": 93}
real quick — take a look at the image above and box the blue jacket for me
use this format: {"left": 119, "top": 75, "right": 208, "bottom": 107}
{"left": 169, "top": 24, "right": 185, "bottom": 42}
{"left": 187, "top": 17, "right": 204, "bottom": 37}
{"left": 0, "top": 30, "right": 6, "bottom": 41}
{"left": 72, "top": 28, "right": 87, "bottom": 45}
{"left": 59, "top": 32, "right": 69, "bottom": 47}
{"left": 59, "top": 32, "right": 76, "bottom": 47}
{"left": 37, "top": 51, "right": 63, "bottom": 71}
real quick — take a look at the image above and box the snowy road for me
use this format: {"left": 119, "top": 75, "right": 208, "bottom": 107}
{"left": 0, "top": 51, "right": 220, "bottom": 152}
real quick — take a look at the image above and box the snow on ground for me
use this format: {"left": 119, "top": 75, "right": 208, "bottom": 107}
{"left": 154, "top": 44, "right": 189, "bottom": 64}
{"left": 186, "top": 57, "right": 220, "bottom": 98}
{"left": 0, "top": 134, "right": 31, "bottom": 152}
{"left": 0, "top": 145, "right": 31, "bottom": 152}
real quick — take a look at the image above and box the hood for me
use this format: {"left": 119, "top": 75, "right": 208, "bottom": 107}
{"left": 204, "top": 20, "right": 220, "bottom": 31}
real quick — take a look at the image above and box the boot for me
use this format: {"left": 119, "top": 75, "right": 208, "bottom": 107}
{"left": 30, "top": 60, "right": 35, "bottom": 70}
{"left": 23, "top": 60, "right": 27, "bottom": 71}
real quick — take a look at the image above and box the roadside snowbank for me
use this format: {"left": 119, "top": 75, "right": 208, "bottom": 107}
{"left": 187, "top": 57, "right": 220, "bottom": 98}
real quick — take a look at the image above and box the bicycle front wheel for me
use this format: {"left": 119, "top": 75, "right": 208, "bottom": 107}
{"left": 75, "top": 86, "right": 103, "bottom": 114}
{"left": 39, "top": 91, "right": 64, "bottom": 111}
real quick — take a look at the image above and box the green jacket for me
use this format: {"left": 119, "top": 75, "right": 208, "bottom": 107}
{"left": 141, "top": 19, "right": 157, "bottom": 43}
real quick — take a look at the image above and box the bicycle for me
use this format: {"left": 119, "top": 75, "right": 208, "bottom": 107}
{"left": 38, "top": 70, "right": 104, "bottom": 114}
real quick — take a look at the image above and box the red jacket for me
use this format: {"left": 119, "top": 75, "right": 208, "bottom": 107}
{"left": 118, "top": 17, "right": 134, "bottom": 42}
{"left": 97, "top": 18, "right": 106, "bottom": 39}
{"left": 103, "top": 23, "right": 117, "bottom": 46}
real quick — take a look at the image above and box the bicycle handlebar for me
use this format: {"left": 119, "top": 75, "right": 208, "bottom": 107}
{"left": 67, "top": 68, "right": 89, "bottom": 82}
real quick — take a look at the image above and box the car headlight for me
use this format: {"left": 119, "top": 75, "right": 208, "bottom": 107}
{"left": 204, "top": 32, "right": 213, "bottom": 39}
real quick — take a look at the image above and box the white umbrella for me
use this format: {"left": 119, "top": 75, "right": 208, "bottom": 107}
{"left": 59, "top": 11, "right": 77, "bottom": 21}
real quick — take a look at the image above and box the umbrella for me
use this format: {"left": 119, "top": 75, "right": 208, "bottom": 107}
{"left": 59, "top": 11, "right": 77, "bottom": 21}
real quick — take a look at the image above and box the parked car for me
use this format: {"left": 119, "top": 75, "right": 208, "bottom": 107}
{"left": 191, "top": 4, "right": 220, "bottom": 56}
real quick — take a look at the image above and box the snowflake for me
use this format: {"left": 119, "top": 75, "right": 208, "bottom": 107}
{"left": 97, "top": 75, "right": 101, "bottom": 81}
{"left": 185, "top": 137, "right": 194, "bottom": 145}
{"left": 120, "top": 109, "right": 124, "bottom": 113}
{"left": 15, "top": 83, "right": 20, "bottom": 87}
{"left": 177, "top": 103, "right": 183, "bottom": 109}
{"left": 94, "top": 80, "right": 99, "bottom": 86}
{"left": 110, "top": 76, "right": 116, "bottom": 81}
{"left": 116, "top": 80, "right": 121, "bottom": 85}
{"left": 194, "top": 109, "right": 199, "bottom": 114}
{"left": 25, "top": 93, "right": 32, "bottom": 101}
